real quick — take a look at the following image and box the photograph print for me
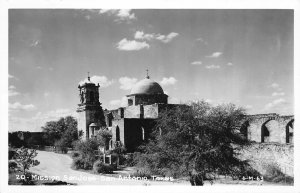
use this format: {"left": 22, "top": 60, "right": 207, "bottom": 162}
{"left": 8, "top": 9, "right": 294, "bottom": 186}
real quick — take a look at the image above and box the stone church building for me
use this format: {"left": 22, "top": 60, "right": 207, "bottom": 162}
{"left": 77, "top": 73, "right": 177, "bottom": 152}
{"left": 76, "top": 74, "right": 294, "bottom": 153}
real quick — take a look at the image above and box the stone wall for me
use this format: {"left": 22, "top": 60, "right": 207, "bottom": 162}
{"left": 237, "top": 143, "right": 294, "bottom": 177}
{"left": 242, "top": 114, "right": 294, "bottom": 144}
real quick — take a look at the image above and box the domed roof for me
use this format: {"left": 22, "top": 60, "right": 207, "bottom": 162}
{"left": 130, "top": 78, "right": 164, "bottom": 95}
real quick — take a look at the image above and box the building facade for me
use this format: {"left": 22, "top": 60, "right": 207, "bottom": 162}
{"left": 76, "top": 74, "right": 294, "bottom": 152}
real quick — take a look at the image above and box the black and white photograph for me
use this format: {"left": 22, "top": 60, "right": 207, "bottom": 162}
{"left": 1, "top": 1, "right": 299, "bottom": 192}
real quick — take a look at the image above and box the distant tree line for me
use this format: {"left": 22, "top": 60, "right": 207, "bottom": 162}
{"left": 9, "top": 116, "right": 78, "bottom": 151}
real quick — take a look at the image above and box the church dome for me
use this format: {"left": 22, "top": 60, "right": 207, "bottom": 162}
{"left": 130, "top": 78, "right": 164, "bottom": 95}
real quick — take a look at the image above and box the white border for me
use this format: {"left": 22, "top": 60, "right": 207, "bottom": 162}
{"left": 0, "top": 0, "right": 299, "bottom": 193}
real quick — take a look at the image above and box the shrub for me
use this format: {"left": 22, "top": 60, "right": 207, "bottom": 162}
{"left": 9, "top": 160, "right": 18, "bottom": 169}
{"left": 71, "top": 152, "right": 80, "bottom": 158}
{"left": 9, "top": 150, "right": 16, "bottom": 160}
{"left": 132, "top": 168, "right": 152, "bottom": 179}
{"left": 264, "top": 164, "right": 293, "bottom": 184}
{"left": 72, "top": 156, "right": 93, "bottom": 170}
{"left": 93, "top": 160, "right": 114, "bottom": 174}
{"left": 72, "top": 157, "right": 84, "bottom": 170}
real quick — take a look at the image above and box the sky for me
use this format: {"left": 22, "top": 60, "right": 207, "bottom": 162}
{"left": 8, "top": 9, "right": 294, "bottom": 132}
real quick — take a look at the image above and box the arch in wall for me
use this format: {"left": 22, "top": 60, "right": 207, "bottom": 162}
{"left": 261, "top": 120, "right": 271, "bottom": 143}
{"left": 286, "top": 119, "right": 294, "bottom": 143}
{"left": 116, "top": 126, "right": 120, "bottom": 142}
{"left": 240, "top": 121, "right": 250, "bottom": 139}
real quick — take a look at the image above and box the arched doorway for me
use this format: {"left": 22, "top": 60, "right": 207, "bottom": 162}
{"left": 286, "top": 119, "right": 294, "bottom": 143}
{"left": 261, "top": 120, "right": 271, "bottom": 143}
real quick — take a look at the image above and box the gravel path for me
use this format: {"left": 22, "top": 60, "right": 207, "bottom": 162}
{"left": 29, "top": 151, "right": 189, "bottom": 185}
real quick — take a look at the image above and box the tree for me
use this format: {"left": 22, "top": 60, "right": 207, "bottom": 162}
{"left": 136, "top": 101, "right": 250, "bottom": 186}
{"left": 73, "top": 138, "right": 101, "bottom": 169}
{"left": 13, "top": 147, "right": 40, "bottom": 184}
{"left": 42, "top": 116, "right": 78, "bottom": 147}
{"left": 95, "top": 129, "right": 112, "bottom": 148}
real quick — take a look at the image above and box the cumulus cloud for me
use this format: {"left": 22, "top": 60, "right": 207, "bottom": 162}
{"left": 117, "top": 38, "right": 150, "bottom": 51}
{"left": 134, "top": 31, "right": 179, "bottom": 43}
{"left": 191, "top": 61, "right": 203, "bottom": 65}
{"left": 9, "top": 85, "right": 20, "bottom": 97}
{"left": 99, "top": 9, "right": 136, "bottom": 21}
{"left": 206, "top": 52, "right": 223, "bottom": 58}
{"left": 205, "top": 64, "right": 221, "bottom": 69}
{"left": 156, "top": 32, "right": 179, "bottom": 43}
{"left": 264, "top": 98, "right": 287, "bottom": 110}
{"left": 160, "top": 77, "right": 178, "bottom": 86}
{"left": 272, "top": 92, "right": 285, "bottom": 97}
{"left": 119, "top": 77, "right": 138, "bottom": 90}
{"left": 79, "top": 75, "right": 114, "bottom": 88}
{"left": 134, "top": 31, "right": 155, "bottom": 41}
{"left": 227, "top": 62, "right": 233, "bottom": 66}
{"left": 109, "top": 96, "right": 128, "bottom": 108}
{"left": 9, "top": 102, "right": 36, "bottom": 111}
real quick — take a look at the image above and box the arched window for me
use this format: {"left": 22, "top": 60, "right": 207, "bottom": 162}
{"left": 141, "top": 127, "right": 145, "bottom": 141}
{"left": 116, "top": 126, "right": 120, "bottom": 141}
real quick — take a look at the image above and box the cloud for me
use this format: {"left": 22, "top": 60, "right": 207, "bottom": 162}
{"left": 205, "top": 65, "right": 221, "bottom": 69}
{"left": 227, "top": 62, "right": 233, "bottom": 66}
{"left": 134, "top": 31, "right": 179, "bottom": 43}
{"left": 191, "top": 61, "right": 203, "bottom": 65}
{"left": 117, "top": 38, "right": 150, "bottom": 51}
{"left": 109, "top": 96, "right": 128, "bottom": 108}
{"left": 9, "top": 102, "right": 36, "bottom": 111}
{"left": 134, "top": 31, "right": 155, "bottom": 41}
{"left": 30, "top": 40, "right": 40, "bottom": 47}
{"left": 9, "top": 74, "right": 18, "bottom": 80}
{"left": 160, "top": 77, "right": 178, "bottom": 86}
{"left": 272, "top": 92, "right": 285, "bottom": 97}
{"left": 156, "top": 32, "right": 179, "bottom": 43}
{"left": 9, "top": 85, "right": 20, "bottom": 97}
{"left": 119, "top": 77, "right": 138, "bottom": 90}
{"left": 99, "top": 9, "right": 136, "bottom": 21}
{"left": 196, "top": 38, "right": 208, "bottom": 45}
{"left": 168, "top": 96, "right": 180, "bottom": 104}
{"left": 264, "top": 98, "right": 287, "bottom": 111}
{"left": 270, "top": 83, "right": 280, "bottom": 89}
{"left": 206, "top": 52, "right": 223, "bottom": 58}
{"left": 79, "top": 75, "right": 114, "bottom": 88}
{"left": 245, "top": 105, "right": 253, "bottom": 110}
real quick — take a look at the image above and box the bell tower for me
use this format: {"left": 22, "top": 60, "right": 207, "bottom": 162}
{"left": 76, "top": 74, "right": 106, "bottom": 140}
